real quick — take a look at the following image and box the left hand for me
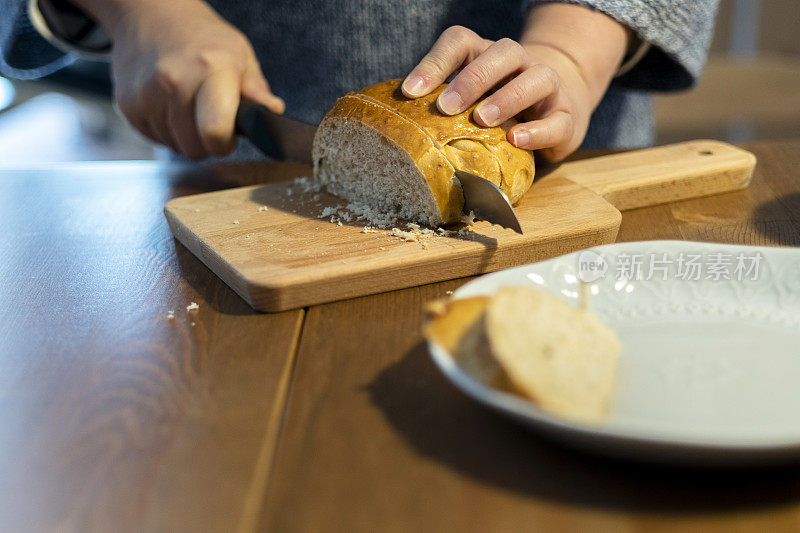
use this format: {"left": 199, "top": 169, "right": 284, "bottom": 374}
{"left": 401, "top": 25, "right": 595, "bottom": 162}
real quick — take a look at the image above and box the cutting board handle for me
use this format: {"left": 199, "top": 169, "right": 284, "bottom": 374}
{"left": 553, "top": 140, "right": 756, "bottom": 211}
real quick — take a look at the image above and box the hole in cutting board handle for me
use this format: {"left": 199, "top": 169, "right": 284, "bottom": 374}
{"left": 699, "top": 150, "right": 714, "bottom": 155}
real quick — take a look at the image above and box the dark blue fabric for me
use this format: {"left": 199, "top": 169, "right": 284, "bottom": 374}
{"left": 0, "top": 0, "right": 75, "bottom": 79}
{"left": 207, "top": 0, "right": 658, "bottom": 148}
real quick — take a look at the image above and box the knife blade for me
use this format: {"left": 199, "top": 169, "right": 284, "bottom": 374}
{"left": 234, "top": 97, "right": 316, "bottom": 165}
{"left": 455, "top": 170, "right": 523, "bottom": 234}
{"left": 235, "top": 99, "right": 524, "bottom": 234}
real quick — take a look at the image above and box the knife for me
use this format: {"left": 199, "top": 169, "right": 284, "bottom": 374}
{"left": 235, "top": 97, "right": 316, "bottom": 165}
{"left": 455, "top": 170, "right": 523, "bottom": 234}
{"left": 235, "top": 98, "right": 524, "bottom": 234}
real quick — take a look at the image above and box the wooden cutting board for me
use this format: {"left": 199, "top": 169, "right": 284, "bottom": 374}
{"left": 165, "top": 140, "right": 755, "bottom": 312}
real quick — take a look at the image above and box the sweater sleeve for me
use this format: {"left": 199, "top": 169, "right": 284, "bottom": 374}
{"left": 0, "top": 0, "right": 75, "bottom": 79}
{"left": 524, "top": 0, "right": 720, "bottom": 91}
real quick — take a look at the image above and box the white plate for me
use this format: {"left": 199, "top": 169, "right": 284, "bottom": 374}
{"left": 428, "top": 241, "right": 800, "bottom": 465}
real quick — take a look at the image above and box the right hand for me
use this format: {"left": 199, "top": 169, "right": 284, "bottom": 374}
{"left": 105, "top": 0, "right": 283, "bottom": 159}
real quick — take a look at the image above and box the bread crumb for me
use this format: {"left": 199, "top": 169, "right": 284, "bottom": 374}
{"left": 389, "top": 227, "right": 418, "bottom": 242}
{"left": 446, "top": 290, "right": 453, "bottom": 295}
{"left": 186, "top": 302, "right": 199, "bottom": 313}
{"left": 388, "top": 224, "right": 438, "bottom": 247}
{"left": 193, "top": 208, "right": 200, "bottom": 213}
{"left": 291, "top": 176, "right": 323, "bottom": 193}
{"left": 379, "top": 246, "right": 386, "bottom": 250}
{"left": 245, "top": 234, "right": 251, "bottom": 239}
{"left": 317, "top": 202, "right": 399, "bottom": 229}
{"left": 167, "top": 310, "right": 175, "bottom": 320}
{"left": 258, "top": 206, "right": 268, "bottom": 212}
{"left": 233, "top": 219, "right": 240, "bottom": 225}
{"left": 190, "top": 321, "right": 196, "bottom": 327}
{"left": 319, "top": 205, "right": 343, "bottom": 219}
{"left": 461, "top": 210, "right": 478, "bottom": 226}
{"left": 317, "top": 203, "right": 472, "bottom": 248}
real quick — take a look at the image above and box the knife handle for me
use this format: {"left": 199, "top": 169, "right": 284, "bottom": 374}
{"left": 234, "top": 97, "right": 285, "bottom": 160}
{"left": 553, "top": 140, "right": 756, "bottom": 211}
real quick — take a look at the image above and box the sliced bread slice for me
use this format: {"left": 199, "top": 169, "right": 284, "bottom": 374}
{"left": 312, "top": 94, "right": 458, "bottom": 226}
{"left": 484, "top": 286, "right": 620, "bottom": 423}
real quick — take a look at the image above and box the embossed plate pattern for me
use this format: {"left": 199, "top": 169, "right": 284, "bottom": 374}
{"left": 428, "top": 241, "right": 800, "bottom": 465}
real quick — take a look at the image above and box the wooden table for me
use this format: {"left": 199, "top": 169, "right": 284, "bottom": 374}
{"left": 2, "top": 141, "right": 800, "bottom": 532}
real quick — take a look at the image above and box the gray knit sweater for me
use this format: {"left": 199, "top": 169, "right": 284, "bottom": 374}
{"left": 2, "top": 0, "right": 719, "bottom": 151}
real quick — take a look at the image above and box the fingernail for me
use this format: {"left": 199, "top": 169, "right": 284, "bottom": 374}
{"left": 512, "top": 130, "right": 531, "bottom": 147}
{"left": 403, "top": 75, "right": 426, "bottom": 96}
{"left": 438, "top": 90, "right": 463, "bottom": 115}
{"left": 475, "top": 103, "right": 500, "bottom": 126}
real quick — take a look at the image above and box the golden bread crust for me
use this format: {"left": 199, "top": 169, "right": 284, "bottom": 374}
{"left": 317, "top": 79, "right": 535, "bottom": 224}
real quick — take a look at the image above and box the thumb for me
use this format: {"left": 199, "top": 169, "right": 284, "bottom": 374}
{"left": 241, "top": 61, "right": 285, "bottom": 114}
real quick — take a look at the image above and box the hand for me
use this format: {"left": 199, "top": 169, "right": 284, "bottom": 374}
{"left": 100, "top": 0, "right": 283, "bottom": 159}
{"left": 401, "top": 6, "right": 628, "bottom": 162}
{"left": 401, "top": 26, "right": 588, "bottom": 162}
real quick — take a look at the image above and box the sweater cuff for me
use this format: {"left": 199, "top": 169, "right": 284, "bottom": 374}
{"left": 28, "top": 0, "right": 111, "bottom": 60}
{"left": 523, "top": 0, "right": 719, "bottom": 91}
{"left": 615, "top": 35, "right": 650, "bottom": 77}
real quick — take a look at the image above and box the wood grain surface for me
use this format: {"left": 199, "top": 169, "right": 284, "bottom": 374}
{"left": 553, "top": 139, "right": 755, "bottom": 210}
{"left": 165, "top": 174, "right": 620, "bottom": 312}
{"left": 0, "top": 162, "right": 306, "bottom": 532}
{"left": 1, "top": 141, "right": 799, "bottom": 533}
{"left": 165, "top": 140, "right": 753, "bottom": 312}
{"left": 259, "top": 141, "right": 800, "bottom": 533}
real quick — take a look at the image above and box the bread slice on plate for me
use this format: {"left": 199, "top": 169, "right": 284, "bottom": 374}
{"left": 485, "top": 286, "right": 620, "bottom": 423}
{"left": 425, "top": 286, "right": 620, "bottom": 423}
{"left": 312, "top": 79, "right": 535, "bottom": 226}
{"left": 424, "top": 297, "right": 503, "bottom": 387}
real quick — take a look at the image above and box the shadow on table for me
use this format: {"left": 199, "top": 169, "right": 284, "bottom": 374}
{"left": 368, "top": 341, "right": 800, "bottom": 514}
{"left": 751, "top": 193, "right": 800, "bottom": 246}
{"left": 169, "top": 241, "right": 257, "bottom": 316}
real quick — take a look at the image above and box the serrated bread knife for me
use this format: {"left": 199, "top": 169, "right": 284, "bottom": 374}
{"left": 235, "top": 98, "right": 525, "bottom": 234}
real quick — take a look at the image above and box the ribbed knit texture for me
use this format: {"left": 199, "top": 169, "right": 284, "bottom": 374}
{"left": 2, "top": 0, "right": 718, "bottom": 150}
{"left": 529, "top": 0, "right": 721, "bottom": 90}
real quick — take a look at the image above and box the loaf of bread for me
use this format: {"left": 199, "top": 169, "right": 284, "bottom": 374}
{"left": 312, "top": 79, "right": 535, "bottom": 226}
{"left": 425, "top": 286, "right": 620, "bottom": 423}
